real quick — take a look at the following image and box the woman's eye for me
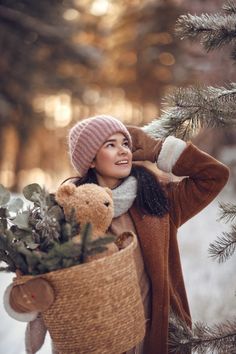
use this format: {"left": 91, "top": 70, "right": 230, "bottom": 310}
{"left": 106, "top": 143, "right": 114, "bottom": 148}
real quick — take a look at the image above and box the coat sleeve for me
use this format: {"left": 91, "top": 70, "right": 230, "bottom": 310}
{"left": 164, "top": 142, "right": 230, "bottom": 227}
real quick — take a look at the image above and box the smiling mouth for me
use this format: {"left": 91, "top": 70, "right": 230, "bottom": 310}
{"left": 115, "top": 160, "right": 129, "bottom": 165}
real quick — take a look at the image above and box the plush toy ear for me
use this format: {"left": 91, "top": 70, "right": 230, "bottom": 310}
{"left": 104, "top": 187, "right": 112, "bottom": 198}
{"left": 25, "top": 316, "right": 48, "bottom": 353}
{"left": 55, "top": 184, "right": 76, "bottom": 204}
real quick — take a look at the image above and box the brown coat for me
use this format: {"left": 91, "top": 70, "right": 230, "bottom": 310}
{"left": 128, "top": 142, "right": 229, "bottom": 354}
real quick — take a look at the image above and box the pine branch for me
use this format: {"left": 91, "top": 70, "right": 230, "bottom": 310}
{"left": 223, "top": 0, "right": 236, "bottom": 15}
{"left": 218, "top": 202, "right": 236, "bottom": 223}
{"left": 0, "top": 4, "right": 71, "bottom": 40}
{"left": 0, "top": 4, "right": 101, "bottom": 67}
{"left": 143, "top": 85, "right": 236, "bottom": 139}
{"left": 0, "top": 232, "right": 28, "bottom": 274}
{"left": 0, "top": 249, "right": 16, "bottom": 272}
{"left": 175, "top": 13, "right": 236, "bottom": 52}
{"left": 208, "top": 226, "right": 236, "bottom": 263}
{"left": 169, "top": 311, "right": 236, "bottom": 353}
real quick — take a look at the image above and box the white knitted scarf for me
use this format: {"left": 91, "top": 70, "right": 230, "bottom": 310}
{"left": 111, "top": 176, "right": 137, "bottom": 218}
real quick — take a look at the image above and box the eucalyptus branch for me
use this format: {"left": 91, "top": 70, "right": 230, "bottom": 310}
{"left": 218, "top": 202, "right": 236, "bottom": 223}
{"left": 175, "top": 13, "right": 236, "bottom": 52}
{"left": 208, "top": 226, "right": 236, "bottom": 263}
{"left": 143, "top": 85, "right": 236, "bottom": 139}
{"left": 223, "top": 0, "right": 236, "bottom": 15}
{"left": 169, "top": 311, "right": 236, "bottom": 353}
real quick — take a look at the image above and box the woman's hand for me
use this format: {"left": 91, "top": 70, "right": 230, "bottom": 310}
{"left": 132, "top": 160, "right": 176, "bottom": 183}
{"left": 126, "top": 126, "right": 163, "bottom": 162}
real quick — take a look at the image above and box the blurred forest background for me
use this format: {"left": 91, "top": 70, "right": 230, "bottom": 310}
{"left": 0, "top": 0, "right": 235, "bottom": 192}
{"left": 0, "top": 1, "right": 236, "bottom": 353}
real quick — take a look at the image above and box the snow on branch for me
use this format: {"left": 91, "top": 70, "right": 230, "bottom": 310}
{"left": 175, "top": 12, "right": 236, "bottom": 52}
{"left": 218, "top": 202, "right": 236, "bottom": 223}
{"left": 169, "top": 311, "right": 236, "bottom": 354}
{"left": 143, "top": 85, "right": 236, "bottom": 140}
{"left": 223, "top": 0, "right": 236, "bottom": 15}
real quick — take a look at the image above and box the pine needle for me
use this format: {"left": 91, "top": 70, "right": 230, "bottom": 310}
{"left": 169, "top": 311, "right": 236, "bottom": 353}
{"left": 223, "top": 0, "right": 236, "bottom": 14}
{"left": 175, "top": 13, "right": 236, "bottom": 52}
{"left": 208, "top": 226, "right": 236, "bottom": 263}
{"left": 79, "top": 223, "right": 92, "bottom": 263}
{"left": 143, "top": 85, "right": 236, "bottom": 139}
{"left": 218, "top": 202, "right": 236, "bottom": 223}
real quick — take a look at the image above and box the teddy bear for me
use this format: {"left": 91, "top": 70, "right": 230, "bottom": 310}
{"left": 55, "top": 183, "right": 119, "bottom": 260}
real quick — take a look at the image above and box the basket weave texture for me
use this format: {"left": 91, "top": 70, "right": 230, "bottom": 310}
{"left": 16, "top": 234, "right": 146, "bottom": 353}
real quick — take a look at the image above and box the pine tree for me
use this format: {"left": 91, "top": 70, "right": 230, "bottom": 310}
{"left": 143, "top": 0, "right": 236, "bottom": 141}
{"left": 142, "top": 1, "right": 236, "bottom": 353}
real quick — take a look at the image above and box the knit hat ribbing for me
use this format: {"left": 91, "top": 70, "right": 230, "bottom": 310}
{"left": 68, "top": 115, "right": 132, "bottom": 176}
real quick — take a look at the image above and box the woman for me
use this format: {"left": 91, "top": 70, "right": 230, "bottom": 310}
{"left": 6, "top": 114, "right": 229, "bottom": 354}
{"left": 66, "top": 114, "right": 229, "bottom": 354}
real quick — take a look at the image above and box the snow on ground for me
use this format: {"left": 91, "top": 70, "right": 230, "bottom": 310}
{"left": 179, "top": 186, "right": 236, "bottom": 324}
{"left": 0, "top": 184, "right": 235, "bottom": 353}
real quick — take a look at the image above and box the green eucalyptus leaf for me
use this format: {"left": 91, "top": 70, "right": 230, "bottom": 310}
{"left": 10, "top": 226, "right": 31, "bottom": 240}
{"left": 4, "top": 229, "right": 15, "bottom": 241}
{"left": 8, "top": 198, "right": 24, "bottom": 213}
{"left": 0, "top": 185, "right": 10, "bottom": 206}
{"left": 11, "top": 211, "right": 30, "bottom": 230}
{"left": 23, "top": 184, "right": 43, "bottom": 202}
{"left": 20, "top": 234, "right": 37, "bottom": 244}
{"left": 27, "top": 242, "right": 40, "bottom": 250}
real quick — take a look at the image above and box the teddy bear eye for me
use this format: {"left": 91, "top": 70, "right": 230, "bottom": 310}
{"left": 104, "top": 201, "right": 110, "bottom": 207}
{"left": 86, "top": 201, "right": 89, "bottom": 205}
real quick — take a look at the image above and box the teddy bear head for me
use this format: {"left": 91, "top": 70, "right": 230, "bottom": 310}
{"left": 55, "top": 183, "right": 114, "bottom": 237}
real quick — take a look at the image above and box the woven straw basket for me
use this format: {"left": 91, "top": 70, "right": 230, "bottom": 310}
{"left": 17, "top": 234, "right": 145, "bottom": 353}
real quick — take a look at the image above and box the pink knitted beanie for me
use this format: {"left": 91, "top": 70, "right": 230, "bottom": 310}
{"left": 68, "top": 115, "right": 132, "bottom": 176}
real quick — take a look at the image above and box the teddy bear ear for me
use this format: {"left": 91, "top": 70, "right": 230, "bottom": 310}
{"left": 55, "top": 184, "right": 76, "bottom": 204}
{"left": 104, "top": 187, "right": 112, "bottom": 198}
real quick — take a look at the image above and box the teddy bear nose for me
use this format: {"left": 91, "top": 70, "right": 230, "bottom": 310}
{"left": 104, "top": 201, "right": 110, "bottom": 207}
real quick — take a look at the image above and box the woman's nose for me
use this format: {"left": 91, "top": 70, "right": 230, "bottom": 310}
{"left": 118, "top": 146, "right": 128, "bottom": 154}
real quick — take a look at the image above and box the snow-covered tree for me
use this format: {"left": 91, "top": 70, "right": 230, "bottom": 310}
{"left": 143, "top": 1, "right": 236, "bottom": 352}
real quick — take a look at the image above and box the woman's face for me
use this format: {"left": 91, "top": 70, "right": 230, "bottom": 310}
{"left": 90, "top": 132, "right": 132, "bottom": 189}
